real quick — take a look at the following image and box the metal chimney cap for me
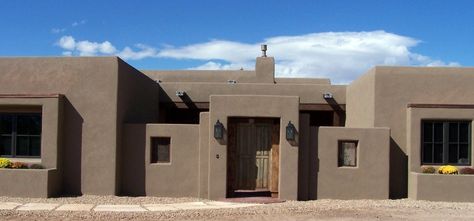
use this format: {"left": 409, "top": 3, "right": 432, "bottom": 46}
{"left": 261, "top": 44, "right": 267, "bottom": 57}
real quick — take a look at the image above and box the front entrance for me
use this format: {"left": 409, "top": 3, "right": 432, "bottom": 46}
{"left": 227, "top": 118, "right": 280, "bottom": 198}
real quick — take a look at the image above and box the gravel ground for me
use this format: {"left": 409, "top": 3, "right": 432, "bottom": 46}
{"left": 2, "top": 197, "right": 474, "bottom": 220}
{"left": 0, "top": 195, "right": 202, "bottom": 204}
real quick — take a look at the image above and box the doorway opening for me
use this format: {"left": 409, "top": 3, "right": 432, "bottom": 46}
{"left": 226, "top": 117, "right": 280, "bottom": 198}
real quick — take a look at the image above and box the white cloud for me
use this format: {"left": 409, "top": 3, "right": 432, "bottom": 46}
{"left": 55, "top": 31, "right": 459, "bottom": 84}
{"left": 118, "top": 44, "right": 158, "bottom": 60}
{"left": 57, "top": 36, "right": 156, "bottom": 60}
{"left": 157, "top": 31, "right": 460, "bottom": 84}
{"left": 57, "top": 36, "right": 76, "bottom": 50}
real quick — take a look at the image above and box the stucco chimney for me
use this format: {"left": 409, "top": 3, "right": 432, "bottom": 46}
{"left": 256, "top": 45, "right": 275, "bottom": 83}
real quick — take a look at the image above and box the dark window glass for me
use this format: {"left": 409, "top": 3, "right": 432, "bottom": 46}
{"left": 448, "top": 144, "right": 458, "bottom": 163}
{"left": 151, "top": 137, "right": 171, "bottom": 163}
{"left": 449, "top": 123, "right": 458, "bottom": 142}
{"left": 422, "top": 121, "right": 470, "bottom": 165}
{"left": 0, "top": 113, "right": 41, "bottom": 158}
{"left": 434, "top": 143, "right": 443, "bottom": 163}
{"left": 0, "top": 115, "right": 13, "bottom": 134}
{"left": 434, "top": 123, "right": 443, "bottom": 142}
{"left": 422, "top": 143, "right": 432, "bottom": 163}
{"left": 460, "top": 123, "right": 469, "bottom": 142}
{"left": 423, "top": 123, "right": 432, "bottom": 142}
{"left": 0, "top": 136, "right": 12, "bottom": 155}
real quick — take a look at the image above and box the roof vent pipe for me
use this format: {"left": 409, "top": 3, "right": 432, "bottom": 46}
{"left": 261, "top": 44, "right": 267, "bottom": 57}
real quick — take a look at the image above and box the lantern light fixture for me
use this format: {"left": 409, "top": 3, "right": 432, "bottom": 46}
{"left": 286, "top": 121, "right": 296, "bottom": 141}
{"left": 214, "top": 120, "right": 224, "bottom": 139}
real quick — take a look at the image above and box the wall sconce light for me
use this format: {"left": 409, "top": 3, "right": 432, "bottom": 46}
{"left": 214, "top": 120, "right": 224, "bottom": 139}
{"left": 323, "top": 92, "right": 333, "bottom": 99}
{"left": 286, "top": 121, "right": 296, "bottom": 141}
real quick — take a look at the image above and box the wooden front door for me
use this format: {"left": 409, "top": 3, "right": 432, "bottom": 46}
{"left": 227, "top": 118, "right": 280, "bottom": 197}
{"left": 234, "top": 120, "right": 273, "bottom": 190}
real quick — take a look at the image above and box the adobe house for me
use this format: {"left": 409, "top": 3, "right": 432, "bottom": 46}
{"left": 0, "top": 46, "right": 473, "bottom": 202}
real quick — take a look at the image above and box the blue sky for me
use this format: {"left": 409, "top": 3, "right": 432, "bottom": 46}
{"left": 1, "top": 0, "right": 473, "bottom": 83}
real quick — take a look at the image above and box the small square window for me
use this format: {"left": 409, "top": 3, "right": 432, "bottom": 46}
{"left": 151, "top": 137, "right": 170, "bottom": 163}
{"left": 338, "top": 140, "right": 358, "bottom": 167}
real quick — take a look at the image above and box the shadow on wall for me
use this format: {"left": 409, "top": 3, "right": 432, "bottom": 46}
{"left": 120, "top": 124, "right": 146, "bottom": 196}
{"left": 61, "top": 98, "right": 83, "bottom": 196}
{"left": 297, "top": 113, "right": 318, "bottom": 200}
{"left": 390, "top": 138, "right": 408, "bottom": 199}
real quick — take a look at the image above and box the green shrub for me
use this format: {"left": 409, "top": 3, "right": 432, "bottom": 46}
{"left": 10, "top": 162, "right": 28, "bottom": 169}
{"left": 460, "top": 167, "right": 474, "bottom": 175}
{"left": 0, "top": 158, "right": 12, "bottom": 168}
{"left": 29, "top": 164, "right": 44, "bottom": 169}
{"left": 421, "top": 166, "right": 436, "bottom": 174}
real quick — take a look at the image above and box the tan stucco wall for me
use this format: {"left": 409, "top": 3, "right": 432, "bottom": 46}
{"left": 0, "top": 169, "right": 59, "bottom": 198}
{"left": 346, "top": 68, "right": 375, "bottom": 128}
{"left": 317, "top": 127, "right": 390, "bottom": 199}
{"left": 208, "top": 95, "right": 300, "bottom": 200}
{"left": 347, "top": 66, "right": 474, "bottom": 198}
{"left": 120, "top": 124, "right": 146, "bottom": 196}
{"left": 198, "top": 112, "right": 210, "bottom": 198}
{"left": 145, "top": 124, "right": 200, "bottom": 197}
{"left": 0, "top": 57, "right": 139, "bottom": 195}
{"left": 116, "top": 59, "right": 160, "bottom": 195}
{"left": 409, "top": 172, "right": 474, "bottom": 202}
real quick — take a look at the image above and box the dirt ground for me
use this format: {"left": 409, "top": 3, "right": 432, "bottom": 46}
{"left": 2, "top": 198, "right": 474, "bottom": 220}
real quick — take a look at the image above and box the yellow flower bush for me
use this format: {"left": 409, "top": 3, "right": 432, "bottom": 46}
{"left": 438, "top": 165, "right": 459, "bottom": 174}
{"left": 0, "top": 158, "right": 12, "bottom": 168}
